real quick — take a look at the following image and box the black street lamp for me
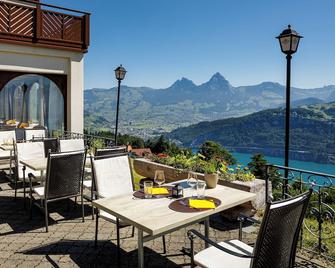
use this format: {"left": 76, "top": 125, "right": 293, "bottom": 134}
{"left": 276, "top": 25, "right": 302, "bottom": 195}
{"left": 114, "top": 65, "right": 127, "bottom": 145}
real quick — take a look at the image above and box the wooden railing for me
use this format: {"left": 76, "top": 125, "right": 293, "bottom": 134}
{"left": 0, "top": 0, "right": 90, "bottom": 52}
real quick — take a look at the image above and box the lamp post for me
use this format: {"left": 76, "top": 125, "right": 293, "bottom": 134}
{"left": 276, "top": 25, "right": 302, "bottom": 196}
{"left": 114, "top": 65, "right": 127, "bottom": 145}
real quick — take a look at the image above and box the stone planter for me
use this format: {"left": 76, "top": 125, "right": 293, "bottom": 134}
{"left": 204, "top": 173, "right": 219, "bottom": 189}
{"left": 133, "top": 158, "right": 271, "bottom": 217}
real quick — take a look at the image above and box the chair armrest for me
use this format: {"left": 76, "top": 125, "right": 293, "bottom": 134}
{"left": 237, "top": 213, "right": 261, "bottom": 241}
{"left": 237, "top": 213, "right": 261, "bottom": 225}
{"left": 187, "top": 229, "right": 254, "bottom": 259}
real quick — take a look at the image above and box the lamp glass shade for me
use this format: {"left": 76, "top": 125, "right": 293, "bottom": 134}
{"left": 279, "top": 36, "right": 292, "bottom": 53}
{"left": 277, "top": 25, "right": 302, "bottom": 55}
{"left": 291, "top": 36, "right": 300, "bottom": 53}
{"left": 114, "top": 65, "right": 127, "bottom": 80}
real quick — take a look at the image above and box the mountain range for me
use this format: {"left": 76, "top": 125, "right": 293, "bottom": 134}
{"left": 168, "top": 102, "right": 335, "bottom": 164}
{"left": 84, "top": 73, "right": 335, "bottom": 138}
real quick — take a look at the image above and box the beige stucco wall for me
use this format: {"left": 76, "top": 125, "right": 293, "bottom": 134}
{"left": 0, "top": 43, "right": 85, "bottom": 133}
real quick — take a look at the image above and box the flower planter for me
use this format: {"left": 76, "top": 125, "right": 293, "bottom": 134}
{"left": 133, "top": 158, "right": 271, "bottom": 217}
{"left": 204, "top": 173, "right": 219, "bottom": 189}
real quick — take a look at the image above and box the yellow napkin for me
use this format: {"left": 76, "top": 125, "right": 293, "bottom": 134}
{"left": 150, "top": 187, "right": 169, "bottom": 195}
{"left": 189, "top": 199, "right": 216, "bottom": 209}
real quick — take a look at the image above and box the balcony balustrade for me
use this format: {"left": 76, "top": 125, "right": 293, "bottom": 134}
{"left": 0, "top": 0, "right": 90, "bottom": 52}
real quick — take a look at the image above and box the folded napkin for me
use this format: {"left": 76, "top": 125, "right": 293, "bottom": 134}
{"left": 189, "top": 199, "right": 216, "bottom": 209}
{"left": 150, "top": 187, "right": 169, "bottom": 195}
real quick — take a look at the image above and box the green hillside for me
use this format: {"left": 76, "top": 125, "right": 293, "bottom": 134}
{"left": 168, "top": 102, "right": 335, "bottom": 164}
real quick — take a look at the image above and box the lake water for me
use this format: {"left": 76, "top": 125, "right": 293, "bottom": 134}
{"left": 192, "top": 149, "right": 335, "bottom": 185}
{"left": 232, "top": 152, "right": 335, "bottom": 185}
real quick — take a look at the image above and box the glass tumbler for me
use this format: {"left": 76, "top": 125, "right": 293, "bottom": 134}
{"left": 144, "top": 181, "right": 153, "bottom": 199}
{"left": 197, "top": 181, "right": 206, "bottom": 199}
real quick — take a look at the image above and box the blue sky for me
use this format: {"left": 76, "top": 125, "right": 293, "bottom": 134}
{"left": 48, "top": 0, "right": 335, "bottom": 89}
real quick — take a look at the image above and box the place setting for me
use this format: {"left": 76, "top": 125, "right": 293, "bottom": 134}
{"left": 133, "top": 170, "right": 173, "bottom": 199}
{"left": 169, "top": 171, "right": 221, "bottom": 213}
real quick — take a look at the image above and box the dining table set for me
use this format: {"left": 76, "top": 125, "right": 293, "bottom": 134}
{"left": 0, "top": 132, "right": 256, "bottom": 267}
{"left": 93, "top": 170, "right": 256, "bottom": 268}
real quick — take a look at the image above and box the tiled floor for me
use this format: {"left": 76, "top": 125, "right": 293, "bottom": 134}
{"left": 0, "top": 175, "right": 331, "bottom": 267}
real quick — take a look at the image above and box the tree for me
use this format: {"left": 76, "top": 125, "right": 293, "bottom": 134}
{"left": 248, "top": 153, "right": 267, "bottom": 179}
{"left": 146, "top": 135, "right": 170, "bottom": 154}
{"left": 248, "top": 153, "right": 281, "bottom": 188}
{"left": 199, "top": 140, "right": 236, "bottom": 165}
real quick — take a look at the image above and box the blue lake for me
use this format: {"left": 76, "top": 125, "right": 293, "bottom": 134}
{"left": 231, "top": 152, "right": 335, "bottom": 186}
{"left": 192, "top": 149, "right": 335, "bottom": 185}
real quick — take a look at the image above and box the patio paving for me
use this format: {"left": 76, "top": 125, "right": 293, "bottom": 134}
{"left": 0, "top": 175, "right": 331, "bottom": 268}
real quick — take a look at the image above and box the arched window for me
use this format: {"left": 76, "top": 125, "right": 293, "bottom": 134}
{"left": 0, "top": 74, "right": 64, "bottom": 135}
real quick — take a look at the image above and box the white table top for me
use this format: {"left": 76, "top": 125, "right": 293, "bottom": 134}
{"left": 0, "top": 150, "right": 12, "bottom": 160}
{"left": 93, "top": 182, "right": 256, "bottom": 236}
{"left": 20, "top": 158, "right": 47, "bottom": 171}
{"left": 20, "top": 156, "right": 91, "bottom": 171}
{"left": 0, "top": 144, "right": 14, "bottom": 151}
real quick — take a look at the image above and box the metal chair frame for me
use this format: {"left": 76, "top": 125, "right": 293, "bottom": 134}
{"left": 91, "top": 153, "right": 167, "bottom": 264}
{"left": 29, "top": 149, "right": 87, "bottom": 232}
{"left": 188, "top": 189, "right": 312, "bottom": 268}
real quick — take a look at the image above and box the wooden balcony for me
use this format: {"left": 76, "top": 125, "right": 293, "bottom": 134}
{"left": 0, "top": 0, "right": 90, "bottom": 53}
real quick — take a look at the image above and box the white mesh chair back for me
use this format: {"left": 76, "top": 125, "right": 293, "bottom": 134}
{"left": 25, "top": 129, "right": 46, "bottom": 141}
{"left": 59, "top": 139, "right": 85, "bottom": 152}
{"left": 16, "top": 142, "right": 45, "bottom": 178}
{"left": 250, "top": 190, "right": 312, "bottom": 268}
{"left": 92, "top": 154, "right": 133, "bottom": 198}
{"left": 0, "top": 130, "right": 16, "bottom": 145}
{"left": 95, "top": 146, "right": 127, "bottom": 156}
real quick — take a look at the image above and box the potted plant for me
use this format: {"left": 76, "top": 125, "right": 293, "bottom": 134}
{"left": 201, "top": 158, "right": 228, "bottom": 189}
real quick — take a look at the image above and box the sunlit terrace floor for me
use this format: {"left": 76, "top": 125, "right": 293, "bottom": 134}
{"left": 0, "top": 175, "right": 330, "bottom": 268}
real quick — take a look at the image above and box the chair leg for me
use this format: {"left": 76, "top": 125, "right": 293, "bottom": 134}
{"left": 94, "top": 213, "right": 99, "bottom": 247}
{"left": 190, "top": 236, "right": 195, "bottom": 268}
{"left": 29, "top": 188, "right": 33, "bottom": 220}
{"left": 91, "top": 188, "right": 94, "bottom": 220}
{"left": 45, "top": 201, "right": 49, "bottom": 233}
{"left": 81, "top": 195, "right": 85, "bottom": 222}
{"left": 162, "top": 235, "right": 166, "bottom": 254}
{"left": 14, "top": 176, "right": 17, "bottom": 200}
{"left": 23, "top": 168, "right": 26, "bottom": 209}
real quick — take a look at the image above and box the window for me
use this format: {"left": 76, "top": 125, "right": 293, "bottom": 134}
{"left": 0, "top": 74, "right": 64, "bottom": 135}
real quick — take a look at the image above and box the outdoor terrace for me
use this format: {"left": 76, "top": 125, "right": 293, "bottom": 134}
{"left": 0, "top": 131, "right": 333, "bottom": 267}
{"left": 0, "top": 0, "right": 90, "bottom": 52}
{"left": 0, "top": 177, "right": 328, "bottom": 267}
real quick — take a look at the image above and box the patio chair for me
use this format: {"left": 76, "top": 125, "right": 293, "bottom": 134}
{"left": 43, "top": 138, "right": 59, "bottom": 157}
{"left": 0, "top": 130, "right": 16, "bottom": 178}
{"left": 0, "top": 150, "right": 13, "bottom": 180}
{"left": 0, "top": 129, "right": 16, "bottom": 145}
{"left": 25, "top": 129, "right": 46, "bottom": 141}
{"left": 29, "top": 150, "right": 86, "bottom": 232}
{"left": 83, "top": 146, "right": 128, "bottom": 219}
{"left": 59, "top": 138, "right": 85, "bottom": 152}
{"left": 91, "top": 153, "right": 166, "bottom": 254}
{"left": 14, "top": 141, "right": 45, "bottom": 205}
{"left": 95, "top": 146, "right": 127, "bottom": 156}
{"left": 187, "top": 189, "right": 312, "bottom": 268}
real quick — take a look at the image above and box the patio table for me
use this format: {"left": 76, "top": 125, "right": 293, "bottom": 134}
{"left": 0, "top": 144, "right": 14, "bottom": 151}
{"left": 20, "top": 156, "right": 92, "bottom": 171}
{"left": 93, "top": 181, "right": 256, "bottom": 268}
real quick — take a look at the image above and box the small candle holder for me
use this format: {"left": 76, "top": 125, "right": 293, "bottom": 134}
{"left": 172, "top": 183, "right": 184, "bottom": 198}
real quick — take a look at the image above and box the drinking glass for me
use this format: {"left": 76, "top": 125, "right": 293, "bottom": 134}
{"left": 144, "top": 181, "right": 153, "bottom": 199}
{"left": 197, "top": 181, "right": 206, "bottom": 199}
{"left": 154, "top": 170, "right": 165, "bottom": 187}
{"left": 187, "top": 171, "right": 198, "bottom": 197}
